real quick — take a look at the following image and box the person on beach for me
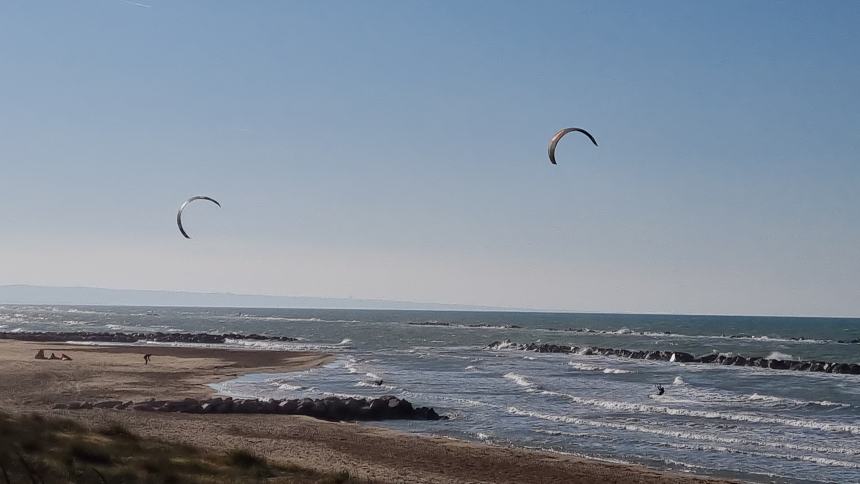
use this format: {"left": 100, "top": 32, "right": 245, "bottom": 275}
{"left": 655, "top": 384, "right": 665, "bottom": 396}
{"left": 34, "top": 349, "right": 46, "bottom": 360}
{"left": 144, "top": 354, "right": 152, "bottom": 365}
{"left": 60, "top": 353, "right": 72, "bottom": 361}
{"left": 49, "top": 352, "right": 60, "bottom": 360}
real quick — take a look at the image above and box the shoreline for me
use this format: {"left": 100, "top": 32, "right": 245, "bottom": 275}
{"left": 0, "top": 340, "right": 733, "bottom": 483}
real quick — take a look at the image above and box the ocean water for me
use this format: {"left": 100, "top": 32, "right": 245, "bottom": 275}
{"left": 2, "top": 305, "right": 859, "bottom": 483}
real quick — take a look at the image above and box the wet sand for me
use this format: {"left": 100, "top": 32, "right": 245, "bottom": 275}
{"left": 0, "top": 340, "right": 732, "bottom": 483}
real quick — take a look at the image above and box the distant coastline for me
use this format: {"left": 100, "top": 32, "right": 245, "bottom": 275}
{"left": 0, "top": 284, "right": 512, "bottom": 312}
{"left": 2, "top": 284, "right": 860, "bottom": 319}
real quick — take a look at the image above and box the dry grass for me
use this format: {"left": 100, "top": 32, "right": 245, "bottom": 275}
{"left": 0, "top": 411, "right": 359, "bottom": 483}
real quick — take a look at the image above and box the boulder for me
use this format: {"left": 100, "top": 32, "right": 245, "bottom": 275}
{"left": 323, "top": 397, "right": 349, "bottom": 420}
{"left": 278, "top": 399, "right": 299, "bottom": 414}
{"left": 699, "top": 354, "right": 718, "bottom": 363}
{"left": 93, "top": 400, "right": 123, "bottom": 409}
{"left": 176, "top": 398, "right": 202, "bottom": 413}
{"left": 412, "top": 407, "right": 443, "bottom": 420}
{"left": 264, "top": 399, "right": 280, "bottom": 413}
{"left": 670, "top": 352, "right": 695, "bottom": 363}
{"left": 387, "top": 397, "right": 414, "bottom": 418}
{"left": 311, "top": 400, "right": 328, "bottom": 418}
{"left": 368, "top": 398, "right": 388, "bottom": 418}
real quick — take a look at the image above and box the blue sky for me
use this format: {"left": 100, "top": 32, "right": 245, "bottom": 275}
{"left": 1, "top": 1, "right": 858, "bottom": 316}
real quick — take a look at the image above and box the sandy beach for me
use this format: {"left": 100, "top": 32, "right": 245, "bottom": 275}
{"left": 0, "top": 340, "right": 731, "bottom": 483}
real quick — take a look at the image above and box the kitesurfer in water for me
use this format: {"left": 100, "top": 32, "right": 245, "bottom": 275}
{"left": 655, "top": 384, "right": 665, "bottom": 396}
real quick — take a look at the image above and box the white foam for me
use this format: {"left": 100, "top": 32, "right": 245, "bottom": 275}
{"left": 539, "top": 389, "right": 860, "bottom": 434}
{"left": 766, "top": 351, "right": 795, "bottom": 360}
{"left": 544, "top": 327, "right": 835, "bottom": 345}
{"left": 399, "top": 391, "right": 496, "bottom": 409}
{"left": 522, "top": 410, "right": 860, "bottom": 457}
{"left": 567, "top": 361, "right": 630, "bottom": 374}
{"left": 223, "top": 338, "right": 347, "bottom": 351}
{"left": 673, "top": 376, "right": 686, "bottom": 385}
{"left": 670, "top": 382, "right": 851, "bottom": 408}
{"left": 659, "top": 441, "right": 860, "bottom": 469}
{"left": 237, "top": 316, "right": 361, "bottom": 323}
{"left": 503, "top": 372, "right": 535, "bottom": 390}
{"left": 355, "top": 381, "right": 397, "bottom": 390}
{"left": 343, "top": 358, "right": 359, "bottom": 374}
{"left": 490, "top": 340, "right": 517, "bottom": 350}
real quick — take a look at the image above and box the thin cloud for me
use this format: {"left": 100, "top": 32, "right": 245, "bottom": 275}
{"left": 120, "top": 0, "right": 152, "bottom": 8}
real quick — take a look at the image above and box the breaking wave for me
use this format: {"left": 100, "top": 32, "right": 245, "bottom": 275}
{"left": 540, "top": 389, "right": 860, "bottom": 434}
{"left": 527, "top": 418, "right": 860, "bottom": 457}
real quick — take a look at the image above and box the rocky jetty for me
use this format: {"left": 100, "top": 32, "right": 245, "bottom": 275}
{"left": 487, "top": 340, "right": 860, "bottom": 375}
{"left": 0, "top": 331, "right": 297, "bottom": 344}
{"left": 409, "top": 322, "right": 522, "bottom": 329}
{"left": 53, "top": 396, "right": 445, "bottom": 421}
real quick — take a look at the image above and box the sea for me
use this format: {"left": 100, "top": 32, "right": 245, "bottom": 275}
{"left": 2, "top": 305, "right": 859, "bottom": 483}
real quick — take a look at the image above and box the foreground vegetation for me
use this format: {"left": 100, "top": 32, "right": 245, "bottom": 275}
{"left": 0, "top": 411, "right": 354, "bottom": 483}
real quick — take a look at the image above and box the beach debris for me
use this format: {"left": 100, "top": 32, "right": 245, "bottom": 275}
{"left": 487, "top": 340, "right": 860, "bottom": 375}
{"left": 177, "top": 195, "right": 221, "bottom": 239}
{"left": 548, "top": 127, "right": 598, "bottom": 165}
{"left": 53, "top": 396, "right": 448, "bottom": 421}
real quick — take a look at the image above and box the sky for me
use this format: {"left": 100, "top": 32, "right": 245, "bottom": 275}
{"left": 1, "top": 1, "right": 859, "bottom": 316}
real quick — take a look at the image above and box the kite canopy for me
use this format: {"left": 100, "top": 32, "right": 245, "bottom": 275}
{"left": 548, "top": 127, "right": 598, "bottom": 165}
{"left": 177, "top": 196, "right": 221, "bottom": 239}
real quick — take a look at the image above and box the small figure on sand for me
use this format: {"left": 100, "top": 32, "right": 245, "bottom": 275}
{"left": 144, "top": 354, "right": 152, "bottom": 365}
{"left": 61, "top": 353, "right": 72, "bottom": 361}
{"left": 655, "top": 384, "right": 665, "bottom": 396}
{"left": 49, "top": 352, "right": 60, "bottom": 360}
{"left": 34, "top": 349, "right": 47, "bottom": 360}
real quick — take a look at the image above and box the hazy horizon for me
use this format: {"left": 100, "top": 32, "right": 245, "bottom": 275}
{"left": 2, "top": 284, "right": 859, "bottom": 319}
{"left": 2, "top": 1, "right": 859, "bottom": 317}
